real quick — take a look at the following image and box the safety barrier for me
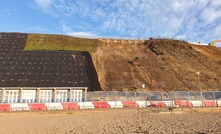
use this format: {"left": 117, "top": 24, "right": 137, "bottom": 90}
{"left": 122, "top": 101, "right": 137, "bottom": 108}
{"left": 174, "top": 100, "right": 192, "bottom": 107}
{"left": 28, "top": 103, "right": 47, "bottom": 111}
{"left": 11, "top": 103, "right": 30, "bottom": 111}
{"left": 190, "top": 100, "right": 204, "bottom": 107}
{"left": 204, "top": 100, "right": 217, "bottom": 107}
{"left": 45, "top": 103, "right": 63, "bottom": 110}
{"left": 217, "top": 100, "right": 221, "bottom": 106}
{"left": 0, "top": 99, "right": 221, "bottom": 112}
{"left": 78, "top": 102, "right": 95, "bottom": 109}
{"left": 92, "top": 101, "right": 110, "bottom": 108}
{"left": 164, "top": 101, "right": 174, "bottom": 107}
{"left": 0, "top": 104, "right": 10, "bottom": 112}
{"left": 62, "top": 102, "right": 79, "bottom": 110}
{"left": 136, "top": 101, "right": 151, "bottom": 107}
{"left": 150, "top": 101, "right": 165, "bottom": 107}
{"left": 108, "top": 101, "right": 124, "bottom": 108}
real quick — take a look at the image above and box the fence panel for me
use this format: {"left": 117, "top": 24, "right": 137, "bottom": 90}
{"left": 189, "top": 91, "right": 203, "bottom": 107}
{"left": 162, "top": 92, "right": 171, "bottom": 101}
{"left": 168, "top": 91, "right": 177, "bottom": 100}
{"left": 85, "top": 92, "right": 93, "bottom": 101}
{"left": 106, "top": 91, "right": 122, "bottom": 101}
{"left": 202, "top": 92, "right": 215, "bottom": 100}
{"left": 170, "top": 91, "right": 189, "bottom": 100}
{"left": 135, "top": 92, "right": 149, "bottom": 101}
{"left": 84, "top": 91, "right": 221, "bottom": 107}
{"left": 121, "top": 91, "right": 136, "bottom": 101}
{"left": 92, "top": 91, "right": 107, "bottom": 101}
{"left": 189, "top": 91, "right": 201, "bottom": 100}
{"left": 214, "top": 91, "right": 221, "bottom": 100}
{"left": 150, "top": 92, "right": 162, "bottom": 101}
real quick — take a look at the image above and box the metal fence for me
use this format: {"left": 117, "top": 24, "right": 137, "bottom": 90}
{"left": 2, "top": 91, "right": 221, "bottom": 112}
{"left": 85, "top": 91, "right": 221, "bottom": 101}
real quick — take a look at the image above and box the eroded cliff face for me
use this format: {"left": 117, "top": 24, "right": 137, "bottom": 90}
{"left": 91, "top": 39, "right": 221, "bottom": 91}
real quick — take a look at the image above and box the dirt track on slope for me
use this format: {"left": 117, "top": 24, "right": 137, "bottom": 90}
{"left": 0, "top": 108, "right": 221, "bottom": 134}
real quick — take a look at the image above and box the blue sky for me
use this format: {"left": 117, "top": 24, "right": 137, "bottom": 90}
{"left": 1, "top": 0, "right": 221, "bottom": 46}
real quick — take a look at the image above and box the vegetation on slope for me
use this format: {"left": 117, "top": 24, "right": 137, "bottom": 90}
{"left": 25, "top": 34, "right": 98, "bottom": 52}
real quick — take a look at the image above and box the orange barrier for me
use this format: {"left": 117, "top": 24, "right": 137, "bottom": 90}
{"left": 62, "top": 102, "right": 79, "bottom": 110}
{"left": 92, "top": 101, "right": 109, "bottom": 108}
{"left": 28, "top": 103, "right": 46, "bottom": 111}
{"left": 174, "top": 100, "right": 192, "bottom": 107}
{"left": 150, "top": 101, "right": 165, "bottom": 107}
{"left": 0, "top": 104, "right": 10, "bottom": 112}
{"left": 204, "top": 100, "right": 217, "bottom": 107}
{"left": 122, "top": 101, "right": 137, "bottom": 108}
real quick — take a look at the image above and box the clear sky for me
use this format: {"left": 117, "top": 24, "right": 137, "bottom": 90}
{"left": 1, "top": 0, "right": 221, "bottom": 46}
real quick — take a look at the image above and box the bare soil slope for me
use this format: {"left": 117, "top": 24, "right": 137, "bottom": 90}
{"left": 24, "top": 33, "right": 221, "bottom": 91}
{"left": 92, "top": 39, "right": 221, "bottom": 91}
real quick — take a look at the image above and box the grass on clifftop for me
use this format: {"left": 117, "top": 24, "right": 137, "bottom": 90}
{"left": 25, "top": 34, "right": 98, "bottom": 52}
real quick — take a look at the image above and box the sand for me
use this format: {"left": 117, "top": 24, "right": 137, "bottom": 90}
{"left": 0, "top": 108, "right": 221, "bottom": 134}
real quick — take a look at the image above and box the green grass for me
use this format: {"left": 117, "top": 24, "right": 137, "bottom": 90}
{"left": 25, "top": 34, "right": 98, "bottom": 52}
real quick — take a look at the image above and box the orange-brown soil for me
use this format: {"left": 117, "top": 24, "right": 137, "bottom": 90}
{"left": 92, "top": 39, "right": 221, "bottom": 91}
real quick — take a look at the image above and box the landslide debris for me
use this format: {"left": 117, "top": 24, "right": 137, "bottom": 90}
{"left": 92, "top": 38, "right": 221, "bottom": 91}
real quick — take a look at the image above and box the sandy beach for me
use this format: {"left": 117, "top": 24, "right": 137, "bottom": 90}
{"left": 0, "top": 108, "right": 221, "bottom": 134}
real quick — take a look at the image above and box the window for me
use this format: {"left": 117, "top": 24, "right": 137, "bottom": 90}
{"left": 39, "top": 90, "right": 53, "bottom": 103}
{"left": 55, "top": 90, "right": 69, "bottom": 102}
{"left": 4, "top": 90, "right": 20, "bottom": 103}
{"left": 70, "top": 90, "right": 82, "bottom": 102}
{"left": 22, "top": 90, "right": 36, "bottom": 103}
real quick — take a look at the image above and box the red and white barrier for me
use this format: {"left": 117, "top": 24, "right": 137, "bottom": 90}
{"left": 78, "top": 102, "right": 95, "bottom": 109}
{"left": 190, "top": 100, "right": 204, "bottom": 107}
{"left": 28, "top": 103, "right": 47, "bottom": 111}
{"left": 108, "top": 101, "right": 123, "bottom": 108}
{"left": 45, "top": 103, "right": 63, "bottom": 110}
{"left": 92, "top": 101, "right": 110, "bottom": 108}
{"left": 174, "top": 100, "right": 192, "bottom": 107}
{"left": 0, "top": 99, "right": 220, "bottom": 113}
{"left": 0, "top": 104, "right": 10, "bottom": 112}
{"left": 62, "top": 102, "right": 79, "bottom": 110}
{"left": 204, "top": 100, "right": 217, "bottom": 107}
{"left": 11, "top": 103, "right": 30, "bottom": 111}
{"left": 150, "top": 101, "right": 165, "bottom": 107}
{"left": 122, "top": 101, "right": 137, "bottom": 108}
{"left": 217, "top": 100, "right": 221, "bottom": 107}
{"left": 164, "top": 101, "right": 174, "bottom": 107}
{"left": 136, "top": 101, "right": 151, "bottom": 107}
